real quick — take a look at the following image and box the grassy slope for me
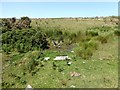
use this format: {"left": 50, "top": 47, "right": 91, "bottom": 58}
{"left": 2, "top": 18, "right": 118, "bottom": 88}
{"left": 31, "top": 19, "right": 106, "bottom": 32}
{"left": 3, "top": 39, "right": 118, "bottom": 88}
{"left": 2, "top": 37, "right": 118, "bottom": 88}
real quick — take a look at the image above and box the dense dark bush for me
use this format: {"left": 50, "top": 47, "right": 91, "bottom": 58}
{"left": 1, "top": 17, "right": 31, "bottom": 31}
{"left": 1, "top": 28, "right": 11, "bottom": 33}
{"left": 2, "top": 28, "right": 49, "bottom": 53}
{"left": 1, "top": 18, "right": 12, "bottom": 29}
{"left": 16, "top": 16, "right": 31, "bottom": 29}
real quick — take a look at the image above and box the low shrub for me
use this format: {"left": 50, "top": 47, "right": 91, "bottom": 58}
{"left": 87, "top": 40, "right": 99, "bottom": 50}
{"left": 86, "top": 30, "right": 99, "bottom": 37}
{"left": 2, "top": 28, "right": 49, "bottom": 53}
{"left": 74, "top": 40, "right": 99, "bottom": 59}
{"left": 97, "top": 35, "right": 108, "bottom": 44}
{"left": 74, "top": 46, "right": 93, "bottom": 59}
{"left": 89, "top": 26, "right": 112, "bottom": 32}
{"left": 23, "top": 51, "right": 44, "bottom": 72}
{"left": 114, "top": 30, "right": 120, "bottom": 36}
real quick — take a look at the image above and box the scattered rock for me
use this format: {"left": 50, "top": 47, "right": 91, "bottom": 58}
{"left": 70, "top": 85, "right": 76, "bottom": 88}
{"left": 71, "top": 50, "right": 74, "bottom": 53}
{"left": 25, "top": 84, "right": 33, "bottom": 90}
{"left": 67, "top": 61, "right": 72, "bottom": 66}
{"left": 44, "top": 57, "right": 50, "bottom": 61}
{"left": 54, "top": 56, "right": 71, "bottom": 60}
{"left": 99, "top": 58, "right": 103, "bottom": 60}
{"left": 70, "top": 72, "right": 81, "bottom": 77}
{"left": 99, "top": 56, "right": 112, "bottom": 61}
{"left": 83, "top": 61, "right": 85, "bottom": 64}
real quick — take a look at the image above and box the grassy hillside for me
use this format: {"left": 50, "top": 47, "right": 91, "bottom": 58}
{"left": 1, "top": 17, "right": 119, "bottom": 88}
{"left": 31, "top": 18, "right": 105, "bottom": 32}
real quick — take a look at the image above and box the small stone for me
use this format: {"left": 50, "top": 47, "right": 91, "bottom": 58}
{"left": 54, "top": 56, "right": 71, "bottom": 60}
{"left": 67, "top": 62, "right": 72, "bottom": 65}
{"left": 70, "top": 72, "right": 81, "bottom": 77}
{"left": 71, "top": 51, "right": 74, "bottom": 53}
{"left": 70, "top": 85, "right": 76, "bottom": 88}
{"left": 44, "top": 57, "right": 50, "bottom": 61}
{"left": 99, "top": 58, "right": 103, "bottom": 60}
{"left": 25, "top": 84, "right": 33, "bottom": 90}
{"left": 83, "top": 61, "right": 85, "bottom": 64}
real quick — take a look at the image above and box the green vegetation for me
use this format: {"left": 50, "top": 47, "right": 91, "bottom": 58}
{"left": 2, "top": 28, "right": 49, "bottom": 53}
{"left": 74, "top": 39, "right": 99, "bottom": 59}
{"left": 1, "top": 16, "right": 118, "bottom": 88}
{"left": 1, "top": 16, "right": 31, "bottom": 30}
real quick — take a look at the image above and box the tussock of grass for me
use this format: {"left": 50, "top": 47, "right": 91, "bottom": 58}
{"left": 74, "top": 39, "right": 99, "bottom": 59}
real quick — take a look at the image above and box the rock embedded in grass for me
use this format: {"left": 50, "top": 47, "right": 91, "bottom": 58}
{"left": 25, "top": 84, "right": 33, "bottom": 90}
{"left": 71, "top": 50, "right": 74, "bottom": 53}
{"left": 70, "top": 85, "right": 76, "bottom": 88}
{"left": 67, "top": 61, "right": 72, "bottom": 66}
{"left": 44, "top": 57, "right": 50, "bottom": 61}
{"left": 54, "top": 56, "right": 71, "bottom": 60}
{"left": 70, "top": 72, "right": 81, "bottom": 77}
{"left": 83, "top": 61, "right": 85, "bottom": 64}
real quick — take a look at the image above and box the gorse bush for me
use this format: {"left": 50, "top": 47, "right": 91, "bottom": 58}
{"left": 1, "top": 27, "right": 12, "bottom": 33}
{"left": 2, "top": 25, "right": 80, "bottom": 53}
{"left": 1, "top": 17, "right": 31, "bottom": 30}
{"left": 2, "top": 44, "right": 12, "bottom": 53}
{"left": 2, "top": 17, "right": 115, "bottom": 55}
{"left": 2, "top": 28, "right": 49, "bottom": 53}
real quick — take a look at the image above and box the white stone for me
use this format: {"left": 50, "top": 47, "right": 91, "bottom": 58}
{"left": 71, "top": 50, "right": 74, "bottom": 53}
{"left": 83, "top": 61, "right": 85, "bottom": 64}
{"left": 25, "top": 84, "right": 33, "bottom": 90}
{"left": 44, "top": 57, "right": 50, "bottom": 61}
{"left": 70, "top": 72, "right": 81, "bottom": 77}
{"left": 67, "top": 62, "right": 72, "bottom": 65}
{"left": 54, "top": 56, "right": 71, "bottom": 60}
{"left": 70, "top": 85, "right": 76, "bottom": 88}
